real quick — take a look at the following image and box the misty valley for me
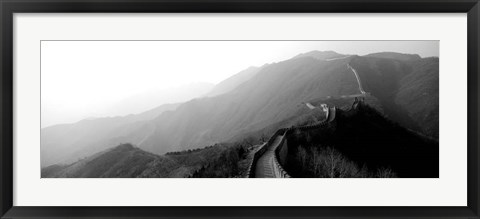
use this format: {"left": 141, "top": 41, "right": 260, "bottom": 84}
{"left": 41, "top": 50, "right": 439, "bottom": 178}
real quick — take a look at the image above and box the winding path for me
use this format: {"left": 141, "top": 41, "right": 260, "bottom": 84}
{"left": 250, "top": 63, "right": 363, "bottom": 178}
{"left": 347, "top": 63, "right": 366, "bottom": 95}
{"left": 251, "top": 107, "right": 337, "bottom": 178}
{"left": 254, "top": 136, "right": 283, "bottom": 178}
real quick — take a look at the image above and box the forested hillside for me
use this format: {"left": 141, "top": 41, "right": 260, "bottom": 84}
{"left": 42, "top": 142, "right": 251, "bottom": 178}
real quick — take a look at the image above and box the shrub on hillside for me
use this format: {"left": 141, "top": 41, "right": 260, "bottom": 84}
{"left": 294, "top": 145, "right": 396, "bottom": 178}
{"left": 189, "top": 143, "right": 249, "bottom": 178}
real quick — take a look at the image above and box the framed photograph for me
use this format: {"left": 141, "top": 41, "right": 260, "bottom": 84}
{"left": 1, "top": 0, "right": 479, "bottom": 218}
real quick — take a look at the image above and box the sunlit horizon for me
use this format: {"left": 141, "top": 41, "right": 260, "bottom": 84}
{"left": 41, "top": 41, "right": 438, "bottom": 128}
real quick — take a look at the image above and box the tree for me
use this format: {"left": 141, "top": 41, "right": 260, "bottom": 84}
{"left": 243, "top": 136, "right": 255, "bottom": 147}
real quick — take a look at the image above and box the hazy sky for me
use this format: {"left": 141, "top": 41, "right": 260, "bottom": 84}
{"left": 41, "top": 41, "right": 438, "bottom": 127}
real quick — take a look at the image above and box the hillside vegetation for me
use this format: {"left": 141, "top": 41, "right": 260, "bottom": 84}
{"left": 284, "top": 101, "right": 438, "bottom": 178}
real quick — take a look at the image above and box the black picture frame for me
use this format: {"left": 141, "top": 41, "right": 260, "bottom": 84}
{"left": 1, "top": 0, "right": 479, "bottom": 218}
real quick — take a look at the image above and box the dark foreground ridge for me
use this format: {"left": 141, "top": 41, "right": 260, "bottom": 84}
{"left": 249, "top": 98, "right": 439, "bottom": 178}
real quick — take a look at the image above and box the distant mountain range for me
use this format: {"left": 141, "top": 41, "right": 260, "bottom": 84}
{"left": 41, "top": 50, "right": 439, "bottom": 168}
{"left": 105, "top": 82, "right": 214, "bottom": 116}
{"left": 41, "top": 103, "right": 180, "bottom": 166}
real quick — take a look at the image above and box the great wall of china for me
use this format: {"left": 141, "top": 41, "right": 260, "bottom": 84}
{"left": 247, "top": 98, "right": 364, "bottom": 178}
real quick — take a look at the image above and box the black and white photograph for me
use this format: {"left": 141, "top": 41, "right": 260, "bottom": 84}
{"left": 40, "top": 41, "right": 439, "bottom": 178}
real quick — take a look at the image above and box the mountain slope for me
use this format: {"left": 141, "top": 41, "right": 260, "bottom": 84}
{"left": 134, "top": 56, "right": 361, "bottom": 154}
{"left": 42, "top": 142, "right": 250, "bottom": 178}
{"left": 349, "top": 55, "right": 439, "bottom": 138}
{"left": 395, "top": 57, "right": 439, "bottom": 138}
{"left": 42, "top": 144, "right": 175, "bottom": 178}
{"left": 105, "top": 82, "right": 214, "bottom": 116}
{"left": 206, "top": 66, "right": 262, "bottom": 97}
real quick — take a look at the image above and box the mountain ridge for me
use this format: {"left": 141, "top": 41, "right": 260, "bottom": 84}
{"left": 206, "top": 66, "right": 262, "bottom": 97}
{"left": 41, "top": 50, "right": 439, "bottom": 168}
